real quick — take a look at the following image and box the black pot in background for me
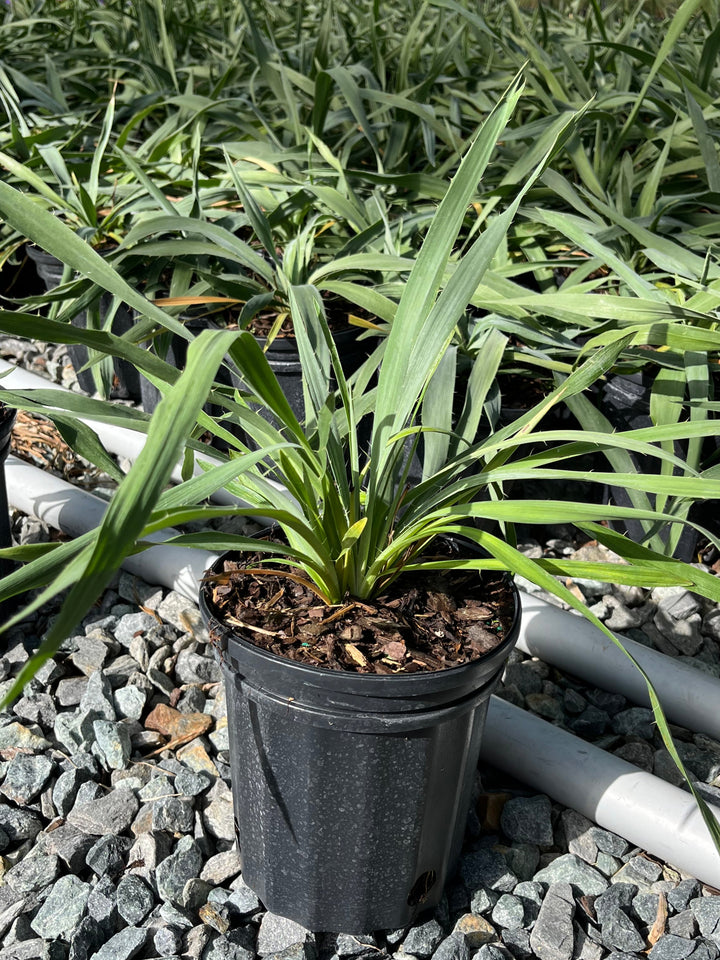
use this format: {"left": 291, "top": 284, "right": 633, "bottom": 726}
{"left": 0, "top": 246, "right": 39, "bottom": 303}
{"left": 0, "top": 405, "right": 17, "bottom": 589}
{"left": 26, "top": 246, "right": 141, "bottom": 402}
{"left": 600, "top": 371, "right": 720, "bottom": 562}
{"left": 142, "top": 321, "right": 373, "bottom": 448}
{"left": 199, "top": 541, "right": 520, "bottom": 933}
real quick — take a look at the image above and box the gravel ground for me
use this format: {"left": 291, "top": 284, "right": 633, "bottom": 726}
{"left": 1, "top": 338, "right": 720, "bottom": 960}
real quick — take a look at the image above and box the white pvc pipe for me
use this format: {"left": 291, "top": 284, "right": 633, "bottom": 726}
{"left": 4, "top": 456, "right": 218, "bottom": 602}
{"left": 5, "top": 457, "right": 720, "bottom": 885}
{"left": 519, "top": 592, "right": 720, "bottom": 742}
{"left": 0, "top": 359, "right": 239, "bottom": 506}
{"left": 483, "top": 697, "right": 720, "bottom": 888}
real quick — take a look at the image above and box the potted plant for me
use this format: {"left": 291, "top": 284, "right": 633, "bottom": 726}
{"left": 1, "top": 80, "right": 720, "bottom": 931}
{"left": 113, "top": 152, "right": 410, "bottom": 424}
{"left": 0, "top": 90, "right": 153, "bottom": 399}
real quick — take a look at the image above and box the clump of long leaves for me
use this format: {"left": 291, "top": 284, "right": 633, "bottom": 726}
{"left": 1, "top": 78, "right": 720, "bottom": 849}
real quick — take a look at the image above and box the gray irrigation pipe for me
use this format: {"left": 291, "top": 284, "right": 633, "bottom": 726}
{"left": 0, "top": 359, "right": 239, "bottom": 506}
{"left": 519, "top": 594, "right": 720, "bottom": 743}
{"left": 4, "top": 456, "right": 218, "bottom": 601}
{"left": 482, "top": 698, "right": 720, "bottom": 888}
{"left": 4, "top": 458, "right": 720, "bottom": 887}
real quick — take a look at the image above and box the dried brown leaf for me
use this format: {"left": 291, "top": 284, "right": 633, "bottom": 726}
{"left": 647, "top": 891, "right": 667, "bottom": 946}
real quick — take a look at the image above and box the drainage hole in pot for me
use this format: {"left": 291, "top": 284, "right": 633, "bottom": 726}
{"left": 407, "top": 870, "right": 437, "bottom": 906}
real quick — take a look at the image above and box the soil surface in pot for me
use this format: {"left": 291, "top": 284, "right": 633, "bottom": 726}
{"left": 205, "top": 547, "right": 516, "bottom": 675}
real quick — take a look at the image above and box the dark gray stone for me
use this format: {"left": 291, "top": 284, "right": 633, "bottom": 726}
{"left": 473, "top": 947, "right": 515, "bottom": 960}
{"left": 586, "top": 690, "right": 627, "bottom": 715}
{"left": 225, "top": 879, "right": 260, "bottom": 919}
{"left": 113, "top": 685, "right": 146, "bottom": 721}
{"left": 154, "top": 927, "right": 183, "bottom": 957}
{"left": 431, "top": 934, "right": 470, "bottom": 960}
{"left": 174, "top": 649, "right": 220, "bottom": 684}
{"left": 654, "top": 609, "right": 704, "bottom": 656}
{"left": 612, "top": 857, "right": 662, "bottom": 889}
{"left": 460, "top": 849, "right": 518, "bottom": 893}
{"left": 632, "top": 893, "right": 660, "bottom": 925}
{"left": 75, "top": 780, "right": 103, "bottom": 805}
{"left": 599, "top": 906, "right": 645, "bottom": 954}
{"left": 93, "top": 719, "right": 132, "bottom": 770}
{"left": 30, "top": 874, "right": 91, "bottom": 940}
{"left": 667, "top": 880, "right": 700, "bottom": 913}
{"left": 139, "top": 776, "right": 173, "bottom": 801}
{"left": 79, "top": 670, "right": 116, "bottom": 721}
{"left": 1, "top": 754, "right": 54, "bottom": 804}
{"left": 57, "top": 677, "right": 89, "bottom": 707}
{"left": 257, "top": 911, "right": 314, "bottom": 955}
{"left": 38, "top": 822, "right": 96, "bottom": 873}
{"left": 156, "top": 836, "right": 203, "bottom": 903}
{"left": 176, "top": 766, "right": 212, "bottom": 797}
{"left": 203, "top": 938, "right": 251, "bottom": 960}
{"left": 570, "top": 706, "right": 609, "bottom": 739}
{"left": 611, "top": 708, "right": 655, "bottom": 739}
{"left": 334, "top": 934, "right": 378, "bottom": 958}
{"left": 534, "top": 855, "right": 608, "bottom": 896}
{"left": 590, "top": 828, "right": 629, "bottom": 859}
{"left": 69, "top": 916, "right": 106, "bottom": 960}
{"left": 86, "top": 875, "right": 118, "bottom": 926}
{"left": 500, "top": 927, "right": 533, "bottom": 959}
{"left": 491, "top": 894, "right": 525, "bottom": 930}
{"left": 86, "top": 834, "right": 134, "bottom": 877}
{"left": 691, "top": 897, "right": 720, "bottom": 946}
{"left": 571, "top": 924, "right": 604, "bottom": 960}
{"left": 668, "top": 910, "right": 698, "bottom": 939}
{"left": 503, "top": 663, "right": 543, "bottom": 696}
{"left": 648, "top": 935, "right": 698, "bottom": 960}
{"left": 67, "top": 786, "right": 139, "bottom": 835}
{"left": 614, "top": 740, "right": 655, "bottom": 771}
{"left": 13, "top": 692, "right": 57, "bottom": 729}
{"left": 403, "top": 919, "right": 445, "bottom": 958}
{"left": 595, "top": 884, "right": 638, "bottom": 922}
{"left": 470, "top": 888, "right": 499, "bottom": 915}
{"left": 560, "top": 811, "right": 597, "bottom": 864}
{"left": 512, "top": 880, "right": 542, "bottom": 926}
{"left": 114, "top": 612, "right": 161, "bottom": 646}
{"left": 52, "top": 769, "right": 88, "bottom": 818}
{"left": 563, "top": 689, "right": 587, "bottom": 715}
{"left": 116, "top": 874, "right": 154, "bottom": 925}
{"left": 159, "top": 900, "right": 195, "bottom": 929}
{"left": 152, "top": 796, "right": 195, "bottom": 833}
{"left": 182, "top": 877, "right": 212, "bottom": 911}
{"left": 90, "top": 926, "right": 149, "bottom": 960}
{"left": 5, "top": 852, "right": 61, "bottom": 894}
{"left": 505, "top": 843, "right": 540, "bottom": 881}
{"left": 529, "top": 883, "right": 575, "bottom": 960}
{"left": 500, "top": 796, "right": 554, "bottom": 846}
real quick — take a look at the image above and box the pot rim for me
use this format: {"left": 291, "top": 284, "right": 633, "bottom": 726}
{"left": 199, "top": 539, "right": 521, "bottom": 688}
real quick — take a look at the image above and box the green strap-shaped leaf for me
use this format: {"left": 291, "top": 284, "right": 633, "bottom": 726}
{"left": 0, "top": 329, "right": 239, "bottom": 707}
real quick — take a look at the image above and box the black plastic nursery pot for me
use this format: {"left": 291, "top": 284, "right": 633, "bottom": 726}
{"left": 142, "top": 321, "right": 372, "bottom": 450}
{"left": 600, "top": 371, "right": 720, "bottom": 562}
{"left": 0, "top": 404, "right": 16, "bottom": 586}
{"left": 26, "top": 246, "right": 141, "bottom": 402}
{"left": 199, "top": 545, "right": 520, "bottom": 933}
